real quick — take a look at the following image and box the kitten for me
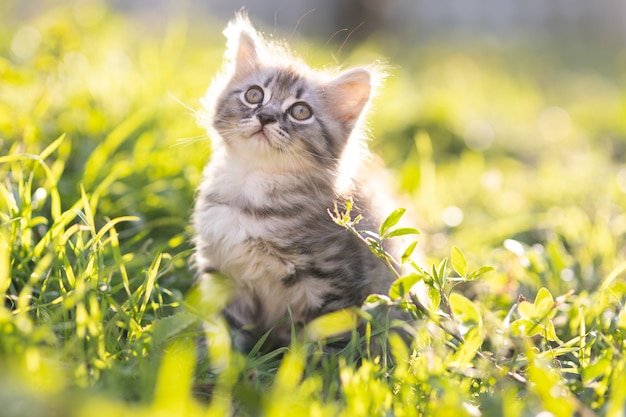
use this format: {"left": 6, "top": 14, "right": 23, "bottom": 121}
{"left": 192, "top": 13, "right": 400, "bottom": 351}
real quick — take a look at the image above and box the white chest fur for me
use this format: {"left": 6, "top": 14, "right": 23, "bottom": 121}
{"left": 194, "top": 160, "right": 330, "bottom": 323}
{"left": 196, "top": 170, "right": 289, "bottom": 277}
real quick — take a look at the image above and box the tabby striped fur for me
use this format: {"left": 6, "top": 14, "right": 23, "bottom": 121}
{"left": 192, "top": 13, "right": 396, "bottom": 350}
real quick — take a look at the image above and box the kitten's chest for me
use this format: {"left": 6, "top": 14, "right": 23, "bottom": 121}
{"left": 197, "top": 168, "right": 293, "bottom": 238}
{"left": 202, "top": 175, "right": 272, "bottom": 232}
{"left": 194, "top": 167, "right": 307, "bottom": 280}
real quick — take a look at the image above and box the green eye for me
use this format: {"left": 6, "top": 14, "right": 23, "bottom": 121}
{"left": 288, "top": 102, "right": 312, "bottom": 121}
{"left": 244, "top": 86, "right": 264, "bottom": 104}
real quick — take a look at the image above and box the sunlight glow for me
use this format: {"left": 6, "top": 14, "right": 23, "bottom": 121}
{"left": 442, "top": 206, "right": 464, "bottom": 227}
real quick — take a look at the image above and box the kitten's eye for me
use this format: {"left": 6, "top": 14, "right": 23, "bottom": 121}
{"left": 244, "top": 86, "right": 264, "bottom": 105}
{"left": 288, "top": 102, "right": 313, "bottom": 121}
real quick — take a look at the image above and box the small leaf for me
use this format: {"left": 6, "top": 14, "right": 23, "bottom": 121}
{"left": 467, "top": 265, "right": 494, "bottom": 281}
{"left": 544, "top": 320, "right": 558, "bottom": 341}
{"left": 151, "top": 311, "right": 199, "bottom": 349}
{"left": 527, "top": 323, "right": 546, "bottom": 338}
{"left": 379, "top": 208, "right": 406, "bottom": 236}
{"left": 427, "top": 285, "right": 441, "bottom": 310}
{"left": 451, "top": 246, "right": 468, "bottom": 278}
{"left": 510, "top": 318, "right": 530, "bottom": 336}
{"left": 582, "top": 351, "right": 612, "bottom": 384}
{"left": 303, "top": 308, "right": 359, "bottom": 341}
{"left": 511, "top": 318, "right": 543, "bottom": 337}
{"left": 534, "top": 287, "right": 556, "bottom": 319}
{"left": 389, "top": 273, "right": 423, "bottom": 299}
{"left": 364, "top": 294, "right": 392, "bottom": 305}
{"left": 451, "top": 327, "right": 482, "bottom": 366}
{"left": 401, "top": 240, "right": 418, "bottom": 264}
{"left": 434, "top": 258, "right": 448, "bottom": 287}
{"left": 383, "top": 227, "right": 421, "bottom": 239}
{"left": 517, "top": 300, "right": 535, "bottom": 319}
{"left": 187, "top": 273, "right": 235, "bottom": 318}
{"left": 527, "top": 356, "right": 577, "bottom": 417}
{"left": 450, "top": 292, "right": 482, "bottom": 328}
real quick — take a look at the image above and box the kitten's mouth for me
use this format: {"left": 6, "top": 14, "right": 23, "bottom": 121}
{"left": 251, "top": 130, "right": 270, "bottom": 143}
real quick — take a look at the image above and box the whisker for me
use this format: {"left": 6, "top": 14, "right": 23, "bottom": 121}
{"left": 168, "top": 93, "right": 198, "bottom": 114}
{"left": 170, "top": 134, "right": 210, "bottom": 149}
{"left": 213, "top": 127, "right": 240, "bottom": 135}
{"left": 213, "top": 118, "right": 240, "bottom": 127}
{"left": 291, "top": 9, "right": 316, "bottom": 39}
{"left": 273, "top": 9, "right": 280, "bottom": 36}
{"left": 326, "top": 28, "right": 348, "bottom": 45}
{"left": 196, "top": 146, "right": 212, "bottom": 161}
{"left": 288, "top": 140, "right": 340, "bottom": 163}
{"left": 336, "top": 21, "right": 364, "bottom": 60}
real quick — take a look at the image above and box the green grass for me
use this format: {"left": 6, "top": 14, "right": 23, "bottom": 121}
{"left": 2, "top": 3, "right": 626, "bottom": 416}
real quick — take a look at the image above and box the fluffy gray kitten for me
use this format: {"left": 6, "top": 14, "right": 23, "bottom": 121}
{"left": 192, "top": 14, "right": 398, "bottom": 350}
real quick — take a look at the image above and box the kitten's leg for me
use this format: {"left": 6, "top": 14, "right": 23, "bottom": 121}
{"left": 222, "top": 300, "right": 260, "bottom": 352}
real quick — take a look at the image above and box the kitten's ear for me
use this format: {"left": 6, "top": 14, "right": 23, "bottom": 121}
{"left": 326, "top": 68, "right": 372, "bottom": 129}
{"left": 225, "top": 15, "right": 260, "bottom": 81}
{"left": 233, "top": 31, "right": 258, "bottom": 79}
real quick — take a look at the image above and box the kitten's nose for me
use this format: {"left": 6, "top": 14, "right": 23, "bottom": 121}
{"left": 257, "top": 113, "right": 276, "bottom": 126}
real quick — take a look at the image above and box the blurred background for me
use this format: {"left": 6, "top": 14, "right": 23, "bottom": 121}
{"left": 8, "top": 0, "right": 626, "bottom": 41}
{"left": 130, "top": 0, "right": 626, "bottom": 44}
{"left": 3, "top": 3, "right": 626, "bottom": 413}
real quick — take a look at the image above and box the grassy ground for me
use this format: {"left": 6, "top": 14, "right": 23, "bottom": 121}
{"left": 2, "top": 3, "right": 626, "bottom": 416}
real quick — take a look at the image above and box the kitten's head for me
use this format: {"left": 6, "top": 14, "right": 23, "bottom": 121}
{"left": 200, "top": 13, "right": 380, "bottom": 177}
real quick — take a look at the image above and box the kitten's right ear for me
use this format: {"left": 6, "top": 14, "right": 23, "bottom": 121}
{"left": 225, "top": 15, "right": 260, "bottom": 81}
{"left": 326, "top": 68, "right": 372, "bottom": 130}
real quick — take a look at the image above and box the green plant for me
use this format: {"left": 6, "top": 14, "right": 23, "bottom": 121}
{"left": 2, "top": 2, "right": 626, "bottom": 416}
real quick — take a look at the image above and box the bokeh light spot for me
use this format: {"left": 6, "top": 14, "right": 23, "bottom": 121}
{"left": 11, "top": 26, "right": 41, "bottom": 60}
{"left": 481, "top": 169, "right": 503, "bottom": 191}
{"left": 537, "top": 106, "right": 571, "bottom": 141}
{"left": 442, "top": 206, "right": 464, "bottom": 227}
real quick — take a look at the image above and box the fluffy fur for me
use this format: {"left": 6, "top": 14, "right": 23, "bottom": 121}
{"left": 192, "top": 13, "right": 397, "bottom": 350}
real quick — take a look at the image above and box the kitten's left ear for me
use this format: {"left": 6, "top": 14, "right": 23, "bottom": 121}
{"left": 326, "top": 68, "right": 372, "bottom": 130}
{"left": 232, "top": 31, "right": 258, "bottom": 80}
{"left": 225, "top": 15, "right": 260, "bottom": 81}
